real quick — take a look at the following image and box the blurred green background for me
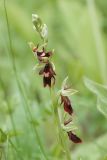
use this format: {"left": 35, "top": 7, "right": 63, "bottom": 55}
{"left": 0, "top": 0, "right": 107, "bottom": 159}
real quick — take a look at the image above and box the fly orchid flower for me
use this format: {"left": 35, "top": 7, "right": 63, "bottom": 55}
{"left": 61, "top": 95, "right": 73, "bottom": 115}
{"left": 39, "top": 62, "right": 56, "bottom": 87}
{"left": 59, "top": 77, "right": 78, "bottom": 115}
{"left": 29, "top": 42, "right": 56, "bottom": 87}
{"left": 61, "top": 116, "right": 82, "bottom": 143}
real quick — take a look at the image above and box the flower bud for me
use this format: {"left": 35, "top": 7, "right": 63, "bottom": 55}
{"left": 41, "top": 24, "right": 48, "bottom": 40}
{"left": 32, "top": 14, "right": 42, "bottom": 31}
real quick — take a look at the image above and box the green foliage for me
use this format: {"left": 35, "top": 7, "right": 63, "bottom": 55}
{"left": 84, "top": 77, "right": 107, "bottom": 118}
{"left": 97, "top": 98, "right": 107, "bottom": 118}
{"left": 0, "top": 0, "right": 107, "bottom": 159}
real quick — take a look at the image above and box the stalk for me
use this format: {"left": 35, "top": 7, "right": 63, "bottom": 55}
{"left": 50, "top": 87, "right": 71, "bottom": 160}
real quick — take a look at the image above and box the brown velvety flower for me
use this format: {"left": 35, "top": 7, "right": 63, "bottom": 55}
{"left": 39, "top": 62, "right": 56, "bottom": 87}
{"left": 61, "top": 95, "right": 73, "bottom": 115}
{"left": 67, "top": 131, "right": 82, "bottom": 143}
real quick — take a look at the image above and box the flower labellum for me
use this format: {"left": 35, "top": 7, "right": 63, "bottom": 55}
{"left": 67, "top": 131, "right": 82, "bottom": 143}
{"left": 61, "top": 95, "right": 73, "bottom": 115}
{"left": 39, "top": 62, "right": 56, "bottom": 87}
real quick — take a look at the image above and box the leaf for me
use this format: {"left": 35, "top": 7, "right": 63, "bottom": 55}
{"left": 84, "top": 77, "right": 107, "bottom": 103}
{"left": 97, "top": 98, "right": 107, "bottom": 118}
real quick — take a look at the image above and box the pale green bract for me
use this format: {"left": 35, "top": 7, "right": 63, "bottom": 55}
{"left": 61, "top": 123, "right": 78, "bottom": 132}
{"left": 58, "top": 76, "right": 78, "bottom": 97}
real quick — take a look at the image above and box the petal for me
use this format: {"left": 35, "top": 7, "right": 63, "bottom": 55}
{"left": 61, "top": 124, "right": 78, "bottom": 132}
{"left": 51, "top": 76, "right": 56, "bottom": 86}
{"left": 45, "top": 51, "right": 52, "bottom": 57}
{"left": 61, "top": 89, "right": 78, "bottom": 97}
{"left": 67, "top": 131, "right": 82, "bottom": 143}
{"left": 61, "top": 96, "right": 73, "bottom": 115}
{"left": 61, "top": 76, "right": 69, "bottom": 90}
{"left": 64, "top": 103, "right": 73, "bottom": 115}
{"left": 37, "top": 51, "right": 44, "bottom": 56}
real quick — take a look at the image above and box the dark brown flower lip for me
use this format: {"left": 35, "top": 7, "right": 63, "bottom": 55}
{"left": 61, "top": 95, "right": 73, "bottom": 115}
{"left": 43, "top": 76, "right": 51, "bottom": 87}
{"left": 67, "top": 131, "right": 82, "bottom": 143}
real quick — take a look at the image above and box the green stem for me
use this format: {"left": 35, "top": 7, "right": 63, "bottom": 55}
{"left": 50, "top": 88, "right": 71, "bottom": 160}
